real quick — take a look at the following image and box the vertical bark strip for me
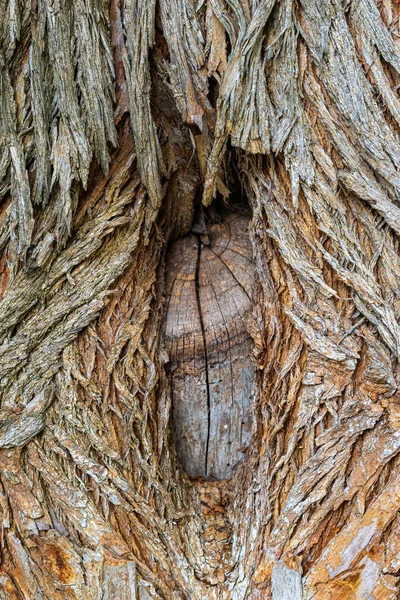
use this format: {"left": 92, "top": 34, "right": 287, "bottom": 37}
{"left": 1, "top": 1, "right": 400, "bottom": 598}
{"left": 123, "top": 0, "right": 165, "bottom": 223}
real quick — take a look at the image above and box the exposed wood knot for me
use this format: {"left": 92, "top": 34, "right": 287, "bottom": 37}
{"left": 165, "top": 211, "right": 256, "bottom": 479}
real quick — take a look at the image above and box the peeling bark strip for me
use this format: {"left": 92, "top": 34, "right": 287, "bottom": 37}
{"left": 165, "top": 213, "right": 255, "bottom": 479}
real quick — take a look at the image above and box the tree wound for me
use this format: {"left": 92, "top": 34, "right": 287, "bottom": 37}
{"left": 164, "top": 212, "right": 256, "bottom": 480}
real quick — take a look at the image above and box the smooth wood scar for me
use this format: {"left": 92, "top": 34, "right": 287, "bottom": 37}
{"left": 164, "top": 212, "right": 256, "bottom": 479}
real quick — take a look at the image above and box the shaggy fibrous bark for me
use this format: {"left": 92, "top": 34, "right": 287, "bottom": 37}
{"left": 1, "top": 1, "right": 400, "bottom": 598}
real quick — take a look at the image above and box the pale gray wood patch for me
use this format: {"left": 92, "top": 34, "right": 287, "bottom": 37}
{"left": 271, "top": 562, "right": 303, "bottom": 600}
{"left": 165, "top": 212, "right": 255, "bottom": 479}
{"left": 102, "top": 561, "right": 137, "bottom": 600}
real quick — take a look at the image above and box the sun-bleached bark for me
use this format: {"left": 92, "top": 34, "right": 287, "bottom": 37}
{"left": 1, "top": 1, "right": 400, "bottom": 598}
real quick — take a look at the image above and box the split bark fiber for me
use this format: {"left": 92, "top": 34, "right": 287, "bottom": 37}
{"left": 1, "top": 0, "right": 400, "bottom": 598}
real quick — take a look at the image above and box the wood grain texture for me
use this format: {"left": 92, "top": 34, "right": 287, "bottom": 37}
{"left": 165, "top": 212, "right": 255, "bottom": 479}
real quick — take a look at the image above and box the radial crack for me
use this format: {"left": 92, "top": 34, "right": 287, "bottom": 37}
{"left": 195, "top": 235, "right": 212, "bottom": 476}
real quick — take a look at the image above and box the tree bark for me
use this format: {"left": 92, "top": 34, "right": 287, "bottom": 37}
{"left": 1, "top": 1, "right": 400, "bottom": 598}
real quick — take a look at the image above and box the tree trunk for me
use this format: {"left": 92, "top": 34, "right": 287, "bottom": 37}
{"left": 1, "top": 0, "right": 400, "bottom": 598}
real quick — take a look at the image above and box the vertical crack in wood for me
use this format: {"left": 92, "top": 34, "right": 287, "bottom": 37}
{"left": 195, "top": 235, "right": 211, "bottom": 476}
{"left": 205, "top": 263, "right": 236, "bottom": 476}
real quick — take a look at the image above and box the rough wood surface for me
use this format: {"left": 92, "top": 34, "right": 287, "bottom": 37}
{"left": 1, "top": 0, "right": 400, "bottom": 598}
{"left": 165, "top": 212, "right": 255, "bottom": 479}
